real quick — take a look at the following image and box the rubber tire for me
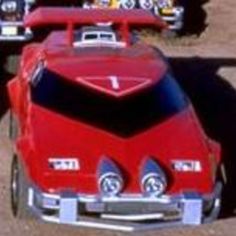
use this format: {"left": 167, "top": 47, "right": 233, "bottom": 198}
{"left": 10, "top": 154, "right": 31, "bottom": 219}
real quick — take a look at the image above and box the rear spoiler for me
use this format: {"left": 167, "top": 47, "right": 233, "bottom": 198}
{"left": 24, "top": 7, "right": 167, "bottom": 45}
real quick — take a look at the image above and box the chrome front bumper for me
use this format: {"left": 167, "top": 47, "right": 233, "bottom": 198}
{"left": 0, "top": 21, "right": 32, "bottom": 41}
{"left": 155, "top": 6, "right": 184, "bottom": 30}
{"left": 28, "top": 183, "right": 222, "bottom": 232}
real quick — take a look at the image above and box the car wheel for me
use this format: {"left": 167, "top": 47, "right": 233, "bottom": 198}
{"left": 10, "top": 154, "right": 30, "bottom": 219}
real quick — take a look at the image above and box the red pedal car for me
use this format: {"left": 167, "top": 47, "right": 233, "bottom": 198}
{"left": 8, "top": 8, "right": 222, "bottom": 232}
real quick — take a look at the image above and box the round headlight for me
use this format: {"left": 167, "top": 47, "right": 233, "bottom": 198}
{"left": 142, "top": 173, "right": 167, "bottom": 196}
{"left": 98, "top": 158, "right": 124, "bottom": 196}
{"left": 141, "top": 158, "right": 167, "bottom": 196}
{"left": 99, "top": 173, "right": 123, "bottom": 196}
{"left": 1, "top": 1, "right": 17, "bottom": 13}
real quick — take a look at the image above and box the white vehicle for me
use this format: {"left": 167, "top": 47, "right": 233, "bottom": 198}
{"left": 73, "top": 26, "right": 126, "bottom": 47}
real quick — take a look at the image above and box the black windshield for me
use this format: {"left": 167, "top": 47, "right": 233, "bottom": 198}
{"left": 31, "top": 69, "right": 189, "bottom": 137}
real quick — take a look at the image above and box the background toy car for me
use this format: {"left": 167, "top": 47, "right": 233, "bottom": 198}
{"left": 0, "top": 0, "right": 183, "bottom": 41}
{"left": 0, "top": 0, "right": 76, "bottom": 41}
{"left": 8, "top": 8, "right": 222, "bottom": 232}
{"left": 0, "top": 0, "right": 34, "bottom": 41}
{"left": 83, "top": 0, "right": 184, "bottom": 31}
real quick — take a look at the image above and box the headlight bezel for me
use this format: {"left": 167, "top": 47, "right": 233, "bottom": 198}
{"left": 98, "top": 158, "right": 124, "bottom": 197}
{"left": 140, "top": 158, "right": 167, "bottom": 197}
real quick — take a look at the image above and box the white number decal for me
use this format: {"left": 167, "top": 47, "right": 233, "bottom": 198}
{"left": 108, "top": 76, "right": 120, "bottom": 90}
{"left": 48, "top": 158, "right": 80, "bottom": 171}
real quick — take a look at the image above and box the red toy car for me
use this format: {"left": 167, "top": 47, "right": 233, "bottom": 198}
{"left": 8, "top": 8, "right": 222, "bottom": 232}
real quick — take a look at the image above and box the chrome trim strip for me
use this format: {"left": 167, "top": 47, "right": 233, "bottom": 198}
{"left": 42, "top": 215, "right": 136, "bottom": 232}
{"left": 101, "top": 213, "right": 164, "bottom": 221}
{"left": 41, "top": 215, "right": 184, "bottom": 232}
{"left": 41, "top": 192, "right": 174, "bottom": 203}
{"left": 0, "top": 34, "right": 32, "bottom": 41}
{"left": 0, "top": 21, "right": 24, "bottom": 26}
{"left": 28, "top": 188, "right": 34, "bottom": 207}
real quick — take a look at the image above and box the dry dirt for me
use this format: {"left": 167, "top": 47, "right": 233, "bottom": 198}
{"left": 1, "top": 0, "right": 236, "bottom": 235}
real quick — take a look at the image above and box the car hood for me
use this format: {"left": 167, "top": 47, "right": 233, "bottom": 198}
{"left": 17, "top": 103, "right": 215, "bottom": 195}
{"left": 45, "top": 44, "right": 167, "bottom": 97}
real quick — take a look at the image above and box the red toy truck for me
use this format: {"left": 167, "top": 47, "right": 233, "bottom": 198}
{"left": 8, "top": 8, "right": 222, "bottom": 232}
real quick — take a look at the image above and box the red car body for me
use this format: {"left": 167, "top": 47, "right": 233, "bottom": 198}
{"left": 8, "top": 8, "right": 222, "bottom": 232}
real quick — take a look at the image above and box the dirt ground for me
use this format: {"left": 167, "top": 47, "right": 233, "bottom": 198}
{"left": 1, "top": 0, "right": 236, "bottom": 235}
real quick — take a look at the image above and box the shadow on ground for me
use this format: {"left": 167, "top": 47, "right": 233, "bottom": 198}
{"left": 170, "top": 57, "right": 236, "bottom": 218}
{"left": 0, "top": 44, "right": 22, "bottom": 118}
{"left": 0, "top": 53, "right": 11, "bottom": 118}
{"left": 180, "top": 0, "right": 209, "bottom": 36}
